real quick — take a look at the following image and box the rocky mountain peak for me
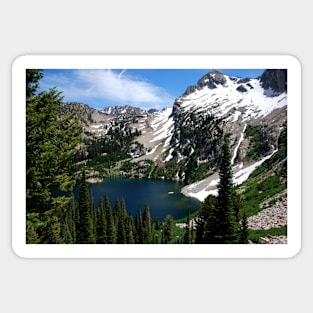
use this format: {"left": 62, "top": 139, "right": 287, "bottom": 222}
{"left": 260, "top": 69, "right": 287, "bottom": 93}
{"left": 183, "top": 69, "right": 227, "bottom": 96}
{"left": 102, "top": 105, "right": 148, "bottom": 117}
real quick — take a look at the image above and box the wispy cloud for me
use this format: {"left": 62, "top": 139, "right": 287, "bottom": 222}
{"left": 41, "top": 69, "right": 174, "bottom": 110}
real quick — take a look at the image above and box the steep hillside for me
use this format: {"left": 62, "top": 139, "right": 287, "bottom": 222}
{"left": 132, "top": 69, "right": 287, "bottom": 186}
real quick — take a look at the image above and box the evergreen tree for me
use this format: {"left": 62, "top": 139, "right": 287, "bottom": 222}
{"left": 114, "top": 198, "right": 127, "bottom": 244}
{"left": 197, "top": 136, "right": 238, "bottom": 244}
{"left": 212, "top": 136, "right": 238, "bottom": 243}
{"left": 26, "top": 69, "right": 43, "bottom": 97}
{"left": 163, "top": 215, "right": 173, "bottom": 244}
{"left": 125, "top": 215, "right": 135, "bottom": 244}
{"left": 104, "top": 194, "right": 115, "bottom": 244}
{"left": 26, "top": 70, "right": 81, "bottom": 213}
{"left": 194, "top": 195, "right": 217, "bottom": 244}
{"left": 26, "top": 69, "right": 81, "bottom": 243}
{"left": 183, "top": 208, "right": 192, "bottom": 244}
{"left": 76, "top": 171, "right": 96, "bottom": 243}
{"left": 239, "top": 209, "right": 249, "bottom": 244}
{"left": 96, "top": 198, "right": 107, "bottom": 243}
{"left": 143, "top": 204, "right": 152, "bottom": 243}
{"left": 135, "top": 209, "right": 144, "bottom": 244}
{"left": 62, "top": 197, "right": 77, "bottom": 243}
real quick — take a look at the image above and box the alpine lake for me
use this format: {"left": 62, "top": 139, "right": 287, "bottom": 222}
{"left": 73, "top": 178, "right": 200, "bottom": 221}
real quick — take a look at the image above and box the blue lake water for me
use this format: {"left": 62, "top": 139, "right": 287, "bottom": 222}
{"left": 74, "top": 178, "right": 200, "bottom": 221}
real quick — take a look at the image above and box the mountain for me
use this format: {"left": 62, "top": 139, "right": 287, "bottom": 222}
{"left": 101, "top": 105, "right": 149, "bottom": 117}
{"left": 132, "top": 69, "right": 286, "bottom": 180}
{"left": 60, "top": 69, "right": 287, "bottom": 201}
{"left": 57, "top": 70, "right": 287, "bottom": 243}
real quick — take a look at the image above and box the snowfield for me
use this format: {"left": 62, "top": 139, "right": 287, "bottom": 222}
{"left": 180, "top": 76, "right": 287, "bottom": 122}
{"left": 181, "top": 150, "right": 278, "bottom": 202}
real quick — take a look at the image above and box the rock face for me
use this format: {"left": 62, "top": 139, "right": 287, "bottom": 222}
{"left": 260, "top": 69, "right": 287, "bottom": 93}
{"left": 102, "top": 105, "right": 148, "bottom": 117}
{"left": 58, "top": 102, "right": 110, "bottom": 126}
{"left": 164, "top": 69, "right": 288, "bottom": 182}
{"left": 236, "top": 84, "right": 248, "bottom": 93}
{"left": 183, "top": 69, "right": 227, "bottom": 95}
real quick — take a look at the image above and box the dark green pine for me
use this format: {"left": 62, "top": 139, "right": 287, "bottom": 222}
{"left": 183, "top": 208, "right": 192, "bottom": 244}
{"left": 135, "top": 209, "right": 144, "bottom": 244}
{"left": 240, "top": 209, "right": 249, "bottom": 244}
{"left": 214, "top": 136, "right": 238, "bottom": 243}
{"left": 114, "top": 198, "right": 127, "bottom": 244}
{"left": 104, "top": 194, "right": 115, "bottom": 244}
{"left": 96, "top": 198, "right": 107, "bottom": 244}
{"left": 76, "top": 171, "right": 96, "bottom": 244}
{"left": 143, "top": 204, "right": 152, "bottom": 243}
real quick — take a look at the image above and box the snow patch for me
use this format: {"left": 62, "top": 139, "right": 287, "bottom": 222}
{"left": 233, "top": 150, "right": 277, "bottom": 185}
{"left": 182, "top": 150, "right": 278, "bottom": 202}
{"left": 231, "top": 124, "right": 246, "bottom": 165}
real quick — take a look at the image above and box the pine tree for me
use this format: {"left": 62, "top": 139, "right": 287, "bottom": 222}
{"left": 163, "top": 215, "right": 173, "bottom": 244}
{"left": 62, "top": 196, "right": 76, "bottom": 243}
{"left": 143, "top": 204, "right": 152, "bottom": 243}
{"left": 135, "top": 209, "right": 144, "bottom": 244}
{"left": 76, "top": 171, "right": 96, "bottom": 243}
{"left": 194, "top": 195, "right": 217, "bottom": 243}
{"left": 198, "top": 136, "right": 238, "bottom": 244}
{"left": 104, "top": 194, "right": 115, "bottom": 244}
{"left": 26, "top": 71, "right": 81, "bottom": 213}
{"left": 96, "top": 198, "right": 107, "bottom": 243}
{"left": 125, "top": 215, "right": 135, "bottom": 244}
{"left": 183, "top": 208, "right": 192, "bottom": 244}
{"left": 114, "top": 198, "right": 127, "bottom": 244}
{"left": 26, "top": 69, "right": 81, "bottom": 243}
{"left": 213, "top": 135, "right": 238, "bottom": 243}
{"left": 239, "top": 209, "right": 249, "bottom": 244}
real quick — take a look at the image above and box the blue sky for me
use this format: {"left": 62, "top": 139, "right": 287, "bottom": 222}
{"left": 39, "top": 69, "right": 265, "bottom": 110}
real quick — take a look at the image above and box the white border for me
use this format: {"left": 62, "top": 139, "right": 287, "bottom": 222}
{"left": 12, "top": 55, "right": 301, "bottom": 258}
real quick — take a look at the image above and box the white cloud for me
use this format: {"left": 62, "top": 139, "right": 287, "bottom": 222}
{"left": 73, "top": 69, "right": 173, "bottom": 110}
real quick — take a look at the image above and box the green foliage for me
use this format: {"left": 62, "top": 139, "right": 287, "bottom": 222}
{"left": 76, "top": 171, "right": 96, "bottom": 243}
{"left": 26, "top": 209, "right": 62, "bottom": 244}
{"left": 143, "top": 204, "right": 152, "bottom": 243}
{"left": 163, "top": 215, "right": 174, "bottom": 243}
{"left": 249, "top": 144, "right": 287, "bottom": 179}
{"left": 194, "top": 195, "right": 217, "bottom": 244}
{"left": 27, "top": 83, "right": 81, "bottom": 212}
{"left": 114, "top": 199, "right": 127, "bottom": 244}
{"left": 96, "top": 199, "right": 107, "bottom": 243}
{"left": 194, "top": 136, "right": 240, "bottom": 244}
{"left": 242, "top": 175, "right": 286, "bottom": 217}
{"left": 248, "top": 226, "right": 287, "bottom": 243}
{"left": 26, "top": 69, "right": 43, "bottom": 97}
{"left": 26, "top": 69, "right": 81, "bottom": 243}
{"left": 183, "top": 208, "right": 192, "bottom": 244}
{"left": 239, "top": 210, "right": 249, "bottom": 244}
{"left": 245, "top": 125, "right": 261, "bottom": 137}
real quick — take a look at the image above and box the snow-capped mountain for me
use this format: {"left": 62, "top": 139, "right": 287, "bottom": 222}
{"left": 60, "top": 69, "right": 287, "bottom": 201}
{"left": 132, "top": 69, "right": 287, "bottom": 199}
{"left": 137, "top": 69, "right": 286, "bottom": 164}
{"left": 175, "top": 69, "right": 287, "bottom": 122}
